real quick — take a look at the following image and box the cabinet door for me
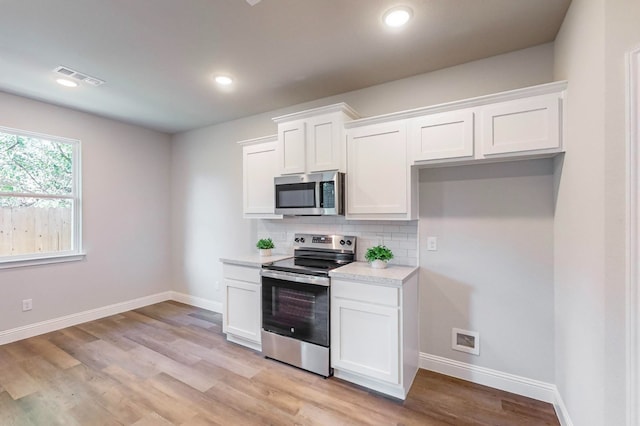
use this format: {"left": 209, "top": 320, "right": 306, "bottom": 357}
{"left": 278, "top": 120, "right": 306, "bottom": 174}
{"left": 411, "top": 109, "right": 474, "bottom": 162}
{"left": 481, "top": 93, "right": 561, "bottom": 155}
{"left": 347, "top": 121, "right": 409, "bottom": 216}
{"left": 306, "top": 113, "right": 341, "bottom": 173}
{"left": 243, "top": 141, "right": 280, "bottom": 218}
{"left": 223, "top": 279, "right": 261, "bottom": 344}
{"left": 331, "top": 297, "right": 400, "bottom": 384}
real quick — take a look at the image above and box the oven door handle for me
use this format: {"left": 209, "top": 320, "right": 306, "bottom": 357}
{"left": 261, "top": 269, "right": 330, "bottom": 286}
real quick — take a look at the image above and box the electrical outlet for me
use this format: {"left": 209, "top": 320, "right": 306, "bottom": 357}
{"left": 427, "top": 236, "right": 438, "bottom": 251}
{"left": 22, "top": 299, "right": 33, "bottom": 312}
{"left": 215, "top": 281, "right": 220, "bottom": 290}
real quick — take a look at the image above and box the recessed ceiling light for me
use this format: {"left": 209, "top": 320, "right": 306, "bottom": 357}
{"left": 383, "top": 6, "right": 413, "bottom": 28}
{"left": 215, "top": 75, "right": 234, "bottom": 86}
{"left": 56, "top": 78, "right": 78, "bottom": 88}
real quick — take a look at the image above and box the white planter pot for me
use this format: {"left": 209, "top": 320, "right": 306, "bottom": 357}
{"left": 370, "top": 259, "right": 388, "bottom": 269}
{"left": 259, "top": 248, "right": 272, "bottom": 256}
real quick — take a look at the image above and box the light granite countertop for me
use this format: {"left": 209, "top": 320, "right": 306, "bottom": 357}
{"left": 329, "top": 261, "right": 418, "bottom": 287}
{"left": 219, "top": 254, "right": 292, "bottom": 268}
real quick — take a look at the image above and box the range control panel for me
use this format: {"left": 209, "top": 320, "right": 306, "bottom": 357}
{"left": 293, "top": 233, "right": 356, "bottom": 253}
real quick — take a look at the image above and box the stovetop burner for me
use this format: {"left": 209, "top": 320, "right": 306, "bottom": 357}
{"left": 266, "top": 257, "right": 345, "bottom": 276}
{"left": 263, "top": 233, "right": 356, "bottom": 277}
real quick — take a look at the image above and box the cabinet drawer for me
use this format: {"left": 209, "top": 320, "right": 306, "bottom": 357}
{"left": 223, "top": 264, "right": 261, "bottom": 283}
{"left": 332, "top": 279, "right": 399, "bottom": 307}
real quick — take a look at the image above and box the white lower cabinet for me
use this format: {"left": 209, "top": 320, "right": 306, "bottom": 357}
{"left": 222, "top": 263, "right": 262, "bottom": 351}
{"left": 332, "top": 296, "right": 400, "bottom": 384}
{"left": 331, "top": 274, "right": 419, "bottom": 399}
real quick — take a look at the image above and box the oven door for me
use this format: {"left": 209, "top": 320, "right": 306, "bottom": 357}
{"left": 261, "top": 270, "right": 329, "bottom": 347}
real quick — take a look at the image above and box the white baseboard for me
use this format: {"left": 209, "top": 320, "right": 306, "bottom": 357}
{"left": 419, "top": 352, "right": 557, "bottom": 403}
{"left": 170, "top": 291, "right": 223, "bottom": 313}
{"left": 553, "top": 387, "right": 574, "bottom": 426}
{"left": 0, "top": 291, "right": 223, "bottom": 346}
{"left": 0, "top": 291, "right": 173, "bottom": 345}
{"left": 420, "top": 352, "right": 574, "bottom": 424}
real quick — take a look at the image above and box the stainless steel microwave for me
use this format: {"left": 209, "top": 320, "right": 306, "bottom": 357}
{"left": 274, "top": 172, "right": 344, "bottom": 216}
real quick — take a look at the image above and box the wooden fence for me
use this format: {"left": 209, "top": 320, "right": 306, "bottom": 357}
{"left": 0, "top": 207, "right": 72, "bottom": 256}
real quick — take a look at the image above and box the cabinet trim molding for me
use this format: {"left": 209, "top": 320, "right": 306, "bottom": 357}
{"left": 345, "top": 81, "right": 568, "bottom": 129}
{"left": 273, "top": 102, "right": 360, "bottom": 123}
{"left": 237, "top": 134, "right": 278, "bottom": 146}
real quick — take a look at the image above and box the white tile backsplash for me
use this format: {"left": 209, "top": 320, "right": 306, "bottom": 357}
{"left": 257, "top": 217, "right": 418, "bottom": 266}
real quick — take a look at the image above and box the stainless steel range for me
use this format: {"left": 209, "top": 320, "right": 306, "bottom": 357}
{"left": 261, "top": 233, "right": 356, "bottom": 377}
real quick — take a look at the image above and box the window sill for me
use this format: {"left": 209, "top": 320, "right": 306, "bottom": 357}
{"left": 0, "top": 253, "right": 86, "bottom": 270}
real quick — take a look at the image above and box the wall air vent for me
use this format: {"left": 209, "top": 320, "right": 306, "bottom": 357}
{"left": 452, "top": 328, "right": 480, "bottom": 355}
{"left": 53, "top": 66, "right": 105, "bottom": 86}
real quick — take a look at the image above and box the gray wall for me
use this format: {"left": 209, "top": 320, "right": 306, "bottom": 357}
{"left": 419, "top": 160, "right": 555, "bottom": 382}
{"left": 553, "top": 0, "right": 640, "bottom": 424}
{"left": 0, "top": 91, "right": 172, "bottom": 331}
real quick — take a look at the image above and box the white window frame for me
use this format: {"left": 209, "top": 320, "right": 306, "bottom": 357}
{"left": 0, "top": 126, "right": 84, "bottom": 269}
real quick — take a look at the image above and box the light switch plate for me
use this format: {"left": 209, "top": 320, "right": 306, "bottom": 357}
{"left": 427, "top": 236, "right": 437, "bottom": 251}
{"left": 22, "top": 299, "right": 33, "bottom": 311}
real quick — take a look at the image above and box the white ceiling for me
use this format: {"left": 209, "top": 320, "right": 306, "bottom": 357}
{"left": 0, "top": 0, "right": 570, "bottom": 134}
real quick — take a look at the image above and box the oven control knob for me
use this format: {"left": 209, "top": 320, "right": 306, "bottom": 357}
{"left": 294, "top": 238, "right": 300, "bottom": 243}
{"left": 346, "top": 240, "right": 352, "bottom": 246}
{"left": 340, "top": 240, "right": 345, "bottom": 245}
{"left": 299, "top": 237, "right": 305, "bottom": 243}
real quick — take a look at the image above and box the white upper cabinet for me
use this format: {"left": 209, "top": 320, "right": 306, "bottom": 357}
{"left": 277, "top": 120, "right": 306, "bottom": 174}
{"left": 346, "top": 120, "right": 418, "bottom": 220}
{"left": 306, "top": 113, "right": 343, "bottom": 173}
{"left": 238, "top": 81, "right": 566, "bottom": 222}
{"left": 480, "top": 93, "right": 561, "bottom": 156}
{"left": 410, "top": 109, "right": 475, "bottom": 162}
{"left": 402, "top": 81, "right": 566, "bottom": 166}
{"left": 239, "top": 135, "right": 282, "bottom": 219}
{"left": 273, "top": 103, "right": 359, "bottom": 175}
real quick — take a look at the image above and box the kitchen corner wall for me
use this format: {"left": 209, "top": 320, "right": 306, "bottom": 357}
{"left": 552, "top": 0, "right": 640, "bottom": 424}
{"left": 257, "top": 218, "right": 418, "bottom": 266}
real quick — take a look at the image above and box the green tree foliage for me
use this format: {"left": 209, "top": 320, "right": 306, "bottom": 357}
{"left": 0, "top": 131, "right": 73, "bottom": 208}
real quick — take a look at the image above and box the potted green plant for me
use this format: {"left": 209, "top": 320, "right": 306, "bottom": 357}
{"left": 364, "top": 244, "right": 394, "bottom": 269}
{"left": 256, "top": 238, "right": 275, "bottom": 256}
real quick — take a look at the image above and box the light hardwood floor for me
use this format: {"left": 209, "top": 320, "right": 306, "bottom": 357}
{"left": 0, "top": 301, "right": 559, "bottom": 425}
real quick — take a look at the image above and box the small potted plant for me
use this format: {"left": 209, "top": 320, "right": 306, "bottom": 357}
{"left": 256, "top": 238, "right": 275, "bottom": 256}
{"left": 364, "top": 244, "right": 394, "bottom": 269}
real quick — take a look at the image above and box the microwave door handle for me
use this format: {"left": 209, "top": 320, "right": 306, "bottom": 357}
{"left": 316, "top": 181, "right": 322, "bottom": 208}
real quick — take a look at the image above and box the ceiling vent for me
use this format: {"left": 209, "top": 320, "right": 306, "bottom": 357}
{"left": 53, "top": 66, "right": 105, "bottom": 86}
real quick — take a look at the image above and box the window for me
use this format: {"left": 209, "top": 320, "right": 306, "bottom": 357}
{"left": 0, "top": 126, "right": 82, "bottom": 266}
